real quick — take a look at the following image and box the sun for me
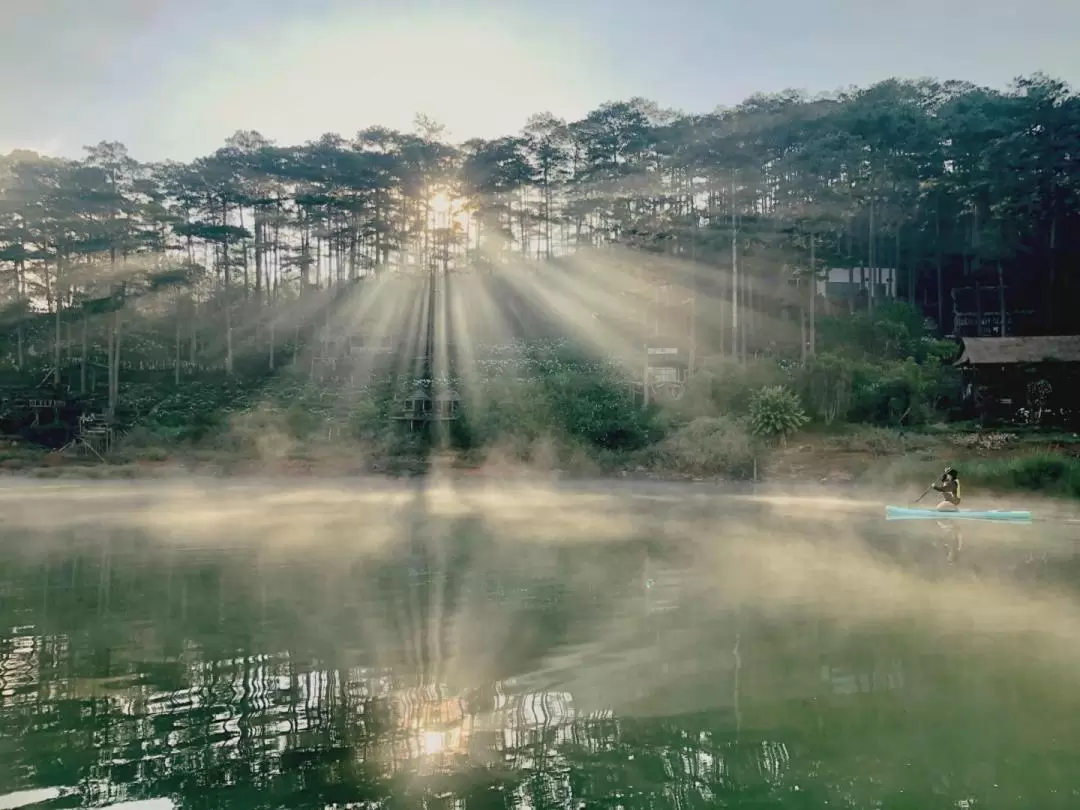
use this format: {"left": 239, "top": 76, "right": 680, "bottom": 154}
{"left": 427, "top": 190, "right": 470, "bottom": 231}
{"left": 429, "top": 191, "right": 454, "bottom": 216}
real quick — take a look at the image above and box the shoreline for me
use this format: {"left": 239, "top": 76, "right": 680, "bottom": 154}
{"left": 1, "top": 428, "right": 1078, "bottom": 504}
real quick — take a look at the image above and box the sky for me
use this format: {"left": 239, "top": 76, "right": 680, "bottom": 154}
{"left": 3, "top": 0, "right": 1078, "bottom": 161}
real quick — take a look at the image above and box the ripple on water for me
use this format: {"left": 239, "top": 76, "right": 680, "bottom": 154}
{"left": 1, "top": 482, "right": 1078, "bottom": 808}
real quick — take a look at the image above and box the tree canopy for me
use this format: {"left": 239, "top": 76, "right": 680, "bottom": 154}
{"left": 1, "top": 75, "right": 1076, "bottom": 347}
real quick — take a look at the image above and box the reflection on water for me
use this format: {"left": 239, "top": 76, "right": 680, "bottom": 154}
{"left": 1, "top": 480, "right": 1079, "bottom": 808}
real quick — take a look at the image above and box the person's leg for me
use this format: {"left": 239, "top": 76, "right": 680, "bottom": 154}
{"left": 936, "top": 501, "right": 959, "bottom": 512}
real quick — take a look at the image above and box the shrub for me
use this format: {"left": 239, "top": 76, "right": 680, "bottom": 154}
{"left": 796, "top": 352, "right": 856, "bottom": 424}
{"left": 117, "top": 424, "right": 189, "bottom": 448}
{"left": 807, "top": 299, "right": 963, "bottom": 427}
{"left": 749, "top": 385, "right": 808, "bottom": 446}
{"left": 924, "top": 338, "right": 960, "bottom": 364}
{"left": 1009, "top": 454, "right": 1071, "bottom": 489}
{"left": 213, "top": 406, "right": 296, "bottom": 458}
{"left": 949, "top": 432, "right": 1018, "bottom": 451}
{"left": 461, "top": 377, "right": 550, "bottom": 448}
{"left": 959, "top": 453, "right": 1080, "bottom": 498}
{"left": 542, "top": 369, "right": 657, "bottom": 451}
{"left": 687, "top": 357, "right": 787, "bottom": 416}
{"left": 651, "top": 416, "right": 756, "bottom": 479}
{"left": 131, "top": 446, "right": 170, "bottom": 462}
{"left": 283, "top": 404, "right": 324, "bottom": 439}
{"left": 817, "top": 300, "right": 930, "bottom": 361}
{"left": 347, "top": 399, "right": 385, "bottom": 441}
{"left": 849, "top": 358, "right": 960, "bottom": 427}
{"left": 829, "top": 426, "right": 930, "bottom": 455}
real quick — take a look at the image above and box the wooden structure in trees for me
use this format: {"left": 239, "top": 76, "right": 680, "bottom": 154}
{"left": 392, "top": 384, "right": 461, "bottom": 431}
{"left": 27, "top": 397, "right": 67, "bottom": 428}
{"left": 955, "top": 336, "right": 1080, "bottom": 424}
{"left": 642, "top": 340, "right": 690, "bottom": 405}
{"left": 58, "top": 413, "right": 113, "bottom": 461}
{"left": 391, "top": 253, "right": 462, "bottom": 435}
{"left": 817, "top": 267, "right": 897, "bottom": 303}
{"left": 0, "top": 387, "right": 87, "bottom": 449}
{"left": 634, "top": 278, "right": 696, "bottom": 407}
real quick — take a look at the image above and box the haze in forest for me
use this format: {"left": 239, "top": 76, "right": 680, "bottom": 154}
{"left": 6, "top": 0, "right": 1080, "bottom": 160}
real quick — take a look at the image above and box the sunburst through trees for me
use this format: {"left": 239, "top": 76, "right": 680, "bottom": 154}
{"left": 0, "top": 76, "right": 1078, "bottom": 466}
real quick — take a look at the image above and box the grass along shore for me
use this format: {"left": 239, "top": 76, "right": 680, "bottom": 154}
{"left": 767, "top": 427, "right": 1080, "bottom": 501}
{"left": 3, "top": 425, "right": 1080, "bottom": 502}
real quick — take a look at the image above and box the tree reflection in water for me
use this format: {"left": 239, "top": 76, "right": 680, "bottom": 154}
{"left": 0, "top": 485, "right": 1077, "bottom": 809}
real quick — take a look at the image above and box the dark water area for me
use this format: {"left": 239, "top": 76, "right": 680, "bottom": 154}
{"left": 1, "top": 480, "right": 1079, "bottom": 809}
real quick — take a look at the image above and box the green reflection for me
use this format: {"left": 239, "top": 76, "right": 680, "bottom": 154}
{"left": 0, "top": 483, "right": 1077, "bottom": 809}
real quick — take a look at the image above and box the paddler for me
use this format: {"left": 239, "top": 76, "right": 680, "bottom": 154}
{"left": 931, "top": 467, "right": 960, "bottom": 511}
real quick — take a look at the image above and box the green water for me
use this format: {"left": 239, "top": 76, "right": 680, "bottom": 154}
{"left": 1, "top": 481, "right": 1078, "bottom": 809}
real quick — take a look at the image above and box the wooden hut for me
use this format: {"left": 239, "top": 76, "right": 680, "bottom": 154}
{"left": 954, "top": 336, "right": 1080, "bottom": 424}
{"left": 396, "top": 385, "right": 432, "bottom": 427}
{"left": 393, "top": 384, "right": 460, "bottom": 430}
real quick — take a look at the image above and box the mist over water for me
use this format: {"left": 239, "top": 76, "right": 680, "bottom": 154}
{"left": 1, "top": 479, "right": 1078, "bottom": 809}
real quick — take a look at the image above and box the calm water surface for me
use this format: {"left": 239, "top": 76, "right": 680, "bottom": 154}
{"left": 1, "top": 480, "right": 1078, "bottom": 809}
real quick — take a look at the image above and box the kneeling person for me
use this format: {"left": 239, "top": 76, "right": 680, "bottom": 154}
{"left": 933, "top": 467, "right": 960, "bottom": 511}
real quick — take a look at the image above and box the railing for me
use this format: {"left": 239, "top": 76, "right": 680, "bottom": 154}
{"left": 57, "top": 413, "right": 113, "bottom": 461}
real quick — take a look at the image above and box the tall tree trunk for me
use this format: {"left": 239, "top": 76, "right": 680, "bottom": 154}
{"left": 80, "top": 314, "right": 88, "bottom": 394}
{"left": 373, "top": 198, "right": 383, "bottom": 272}
{"left": 189, "top": 298, "right": 197, "bottom": 364}
{"left": 14, "top": 258, "right": 24, "bottom": 370}
{"left": 222, "top": 226, "right": 234, "bottom": 375}
{"left": 299, "top": 215, "right": 310, "bottom": 289}
{"left": 53, "top": 275, "right": 62, "bottom": 387}
{"left": 107, "top": 246, "right": 120, "bottom": 417}
{"left": 800, "top": 285, "right": 807, "bottom": 366}
{"left": 846, "top": 220, "right": 855, "bottom": 314}
{"left": 867, "top": 199, "right": 876, "bottom": 315}
{"left": 809, "top": 230, "right": 817, "bottom": 358}
{"left": 108, "top": 306, "right": 122, "bottom": 418}
{"left": 1047, "top": 215, "right": 1057, "bottom": 332}
{"left": 975, "top": 279, "right": 983, "bottom": 337}
{"left": 935, "top": 196, "right": 944, "bottom": 332}
{"left": 898, "top": 226, "right": 908, "bottom": 302}
{"left": 545, "top": 179, "right": 554, "bottom": 260}
{"left": 349, "top": 213, "right": 360, "bottom": 280}
{"left": 239, "top": 205, "right": 250, "bottom": 297}
{"left": 742, "top": 272, "right": 750, "bottom": 362}
{"left": 254, "top": 215, "right": 264, "bottom": 301}
{"left": 113, "top": 313, "right": 121, "bottom": 415}
{"left": 730, "top": 178, "right": 738, "bottom": 360}
{"left": 225, "top": 296, "right": 234, "bottom": 375}
{"left": 268, "top": 294, "right": 276, "bottom": 372}
{"left": 997, "top": 259, "right": 1007, "bottom": 337}
{"left": 175, "top": 304, "right": 182, "bottom": 385}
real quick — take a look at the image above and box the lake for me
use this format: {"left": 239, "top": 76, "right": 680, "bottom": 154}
{"left": 1, "top": 479, "right": 1078, "bottom": 809}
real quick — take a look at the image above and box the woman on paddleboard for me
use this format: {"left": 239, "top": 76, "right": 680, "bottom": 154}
{"left": 932, "top": 467, "right": 960, "bottom": 511}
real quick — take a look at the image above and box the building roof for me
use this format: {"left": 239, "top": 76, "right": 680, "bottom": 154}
{"left": 955, "top": 336, "right": 1080, "bottom": 365}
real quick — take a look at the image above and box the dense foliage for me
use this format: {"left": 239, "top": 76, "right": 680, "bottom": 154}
{"left": 1, "top": 73, "right": 1076, "bottom": 472}
{"left": 749, "top": 386, "right": 809, "bottom": 446}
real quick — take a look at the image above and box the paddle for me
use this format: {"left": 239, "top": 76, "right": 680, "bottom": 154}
{"left": 914, "top": 481, "right": 935, "bottom": 504}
